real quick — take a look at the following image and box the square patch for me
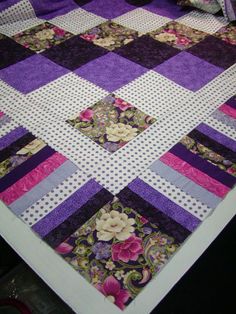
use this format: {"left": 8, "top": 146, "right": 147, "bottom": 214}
{"left": 0, "top": 54, "right": 69, "bottom": 94}
{"left": 214, "top": 23, "right": 236, "bottom": 46}
{"left": 74, "top": 52, "right": 147, "bottom": 92}
{"left": 80, "top": 21, "right": 139, "bottom": 51}
{"left": 0, "top": 37, "right": 34, "bottom": 70}
{"left": 154, "top": 51, "right": 224, "bottom": 91}
{"left": 42, "top": 36, "right": 108, "bottom": 70}
{"left": 149, "top": 21, "right": 208, "bottom": 50}
{"left": 55, "top": 197, "right": 180, "bottom": 310}
{"left": 12, "top": 22, "right": 74, "bottom": 53}
{"left": 115, "top": 35, "right": 180, "bottom": 69}
{"left": 66, "top": 93, "right": 157, "bottom": 153}
{"left": 187, "top": 35, "right": 236, "bottom": 69}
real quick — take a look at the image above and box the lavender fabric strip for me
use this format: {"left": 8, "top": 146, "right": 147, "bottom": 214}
{"left": 10, "top": 160, "right": 78, "bottom": 215}
{"left": 211, "top": 110, "right": 236, "bottom": 129}
{"left": 128, "top": 177, "right": 200, "bottom": 232}
{"left": 150, "top": 160, "right": 221, "bottom": 209}
{"left": 196, "top": 123, "right": 236, "bottom": 152}
{"left": 169, "top": 143, "right": 236, "bottom": 188}
{"left": 0, "top": 115, "right": 11, "bottom": 127}
{"left": 0, "top": 127, "right": 28, "bottom": 150}
{"left": 32, "top": 179, "right": 102, "bottom": 237}
{"left": 0, "top": 145, "right": 55, "bottom": 192}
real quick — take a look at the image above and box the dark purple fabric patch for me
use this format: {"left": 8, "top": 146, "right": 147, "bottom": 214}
{"left": 117, "top": 186, "right": 191, "bottom": 243}
{"left": 0, "top": 54, "right": 69, "bottom": 94}
{"left": 226, "top": 97, "right": 236, "bottom": 109}
{"left": 187, "top": 36, "right": 236, "bottom": 69}
{"left": 128, "top": 178, "right": 200, "bottom": 232}
{"left": 0, "top": 38, "right": 34, "bottom": 70}
{"left": 196, "top": 123, "right": 236, "bottom": 153}
{"left": 0, "top": 132, "right": 35, "bottom": 163}
{"left": 42, "top": 36, "right": 108, "bottom": 70}
{"left": 0, "top": 0, "right": 19, "bottom": 11}
{"left": 42, "top": 188, "right": 113, "bottom": 248}
{"left": 115, "top": 35, "right": 180, "bottom": 69}
{"left": 170, "top": 143, "right": 236, "bottom": 188}
{"left": 154, "top": 51, "right": 223, "bottom": 91}
{"left": 0, "top": 127, "right": 28, "bottom": 151}
{"left": 0, "top": 146, "right": 55, "bottom": 193}
{"left": 75, "top": 52, "right": 147, "bottom": 92}
{"left": 188, "top": 129, "right": 236, "bottom": 163}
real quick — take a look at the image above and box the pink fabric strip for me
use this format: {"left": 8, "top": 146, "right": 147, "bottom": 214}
{"left": 219, "top": 104, "right": 236, "bottom": 119}
{"left": 160, "top": 152, "right": 229, "bottom": 198}
{"left": 0, "top": 112, "right": 4, "bottom": 118}
{"left": 0, "top": 152, "right": 67, "bottom": 205}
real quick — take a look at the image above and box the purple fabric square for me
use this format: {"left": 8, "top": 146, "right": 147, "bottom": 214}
{"left": 187, "top": 36, "right": 236, "bottom": 69}
{"left": 42, "top": 36, "right": 108, "bottom": 70}
{"left": 82, "top": 0, "right": 136, "bottom": 19}
{"left": 144, "top": 0, "right": 192, "bottom": 19}
{"left": 75, "top": 52, "right": 147, "bottom": 91}
{"left": 154, "top": 52, "right": 224, "bottom": 91}
{"left": 115, "top": 35, "right": 180, "bottom": 69}
{"left": 0, "top": 54, "right": 69, "bottom": 93}
{"left": 0, "top": 37, "right": 34, "bottom": 70}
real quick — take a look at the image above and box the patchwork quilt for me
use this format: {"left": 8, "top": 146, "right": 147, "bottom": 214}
{"left": 0, "top": 0, "right": 236, "bottom": 312}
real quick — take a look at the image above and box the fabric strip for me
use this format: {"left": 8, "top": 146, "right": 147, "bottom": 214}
{"left": 160, "top": 152, "right": 230, "bottom": 197}
{"left": 169, "top": 143, "right": 236, "bottom": 188}
{"left": 196, "top": 123, "right": 236, "bottom": 152}
{"left": 42, "top": 188, "right": 113, "bottom": 248}
{"left": 128, "top": 177, "right": 200, "bottom": 232}
{"left": 0, "top": 152, "right": 67, "bottom": 205}
{"left": 150, "top": 160, "right": 221, "bottom": 209}
{"left": 211, "top": 110, "right": 236, "bottom": 128}
{"left": 226, "top": 98, "right": 236, "bottom": 109}
{"left": 10, "top": 160, "right": 78, "bottom": 215}
{"left": 0, "top": 126, "right": 28, "bottom": 151}
{"left": 32, "top": 179, "right": 104, "bottom": 237}
{"left": 219, "top": 104, "right": 236, "bottom": 119}
{"left": 117, "top": 186, "right": 191, "bottom": 243}
{"left": 0, "top": 145, "right": 55, "bottom": 192}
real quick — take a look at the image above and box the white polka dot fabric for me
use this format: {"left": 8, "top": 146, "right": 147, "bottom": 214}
{"left": 0, "top": 0, "right": 35, "bottom": 25}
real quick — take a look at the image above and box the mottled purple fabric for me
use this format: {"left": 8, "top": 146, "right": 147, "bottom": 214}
{"left": 0, "top": 127, "right": 28, "bottom": 150}
{"left": 0, "top": 0, "right": 19, "bottom": 12}
{"left": 82, "top": 0, "right": 136, "bottom": 19}
{"left": 196, "top": 123, "right": 236, "bottom": 152}
{"left": 127, "top": 178, "right": 200, "bottom": 232}
{"left": 75, "top": 52, "right": 147, "bottom": 92}
{"left": 0, "top": 146, "right": 55, "bottom": 192}
{"left": 169, "top": 143, "right": 236, "bottom": 187}
{"left": 226, "top": 97, "right": 236, "bottom": 109}
{"left": 0, "top": 38, "right": 34, "bottom": 70}
{"left": 43, "top": 188, "right": 113, "bottom": 248}
{"left": 154, "top": 52, "right": 223, "bottom": 91}
{"left": 117, "top": 186, "right": 192, "bottom": 242}
{"left": 187, "top": 36, "right": 236, "bottom": 69}
{"left": 116, "top": 35, "right": 180, "bottom": 69}
{"left": 42, "top": 36, "right": 108, "bottom": 70}
{"left": 0, "top": 54, "right": 69, "bottom": 93}
{"left": 32, "top": 179, "right": 104, "bottom": 238}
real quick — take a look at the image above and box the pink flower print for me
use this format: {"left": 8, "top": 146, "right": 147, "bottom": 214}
{"left": 112, "top": 235, "right": 143, "bottom": 263}
{"left": 80, "top": 34, "right": 97, "bottom": 41}
{"left": 79, "top": 109, "right": 94, "bottom": 122}
{"left": 55, "top": 242, "right": 73, "bottom": 254}
{"left": 96, "top": 276, "right": 130, "bottom": 310}
{"left": 140, "top": 216, "right": 148, "bottom": 224}
{"left": 176, "top": 37, "right": 192, "bottom": 46}
{"left": 53, "top": 27, "right": 66, "bottom": 37}
{"left": 114, "top": 98, "right": 133, "bottom": 111}
{"left": 166, "top": 29, "right": 177, "bottom": 35}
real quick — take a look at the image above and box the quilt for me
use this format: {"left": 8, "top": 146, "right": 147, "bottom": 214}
{"left": 0, "top": 0, "right": 236, "bottom": 313}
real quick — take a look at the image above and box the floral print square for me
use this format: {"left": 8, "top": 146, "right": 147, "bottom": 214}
{"left": 149, "top": 21, "right": 208, "bottom": 50}
{"left": 214, "top": 24, "right": 236, "bottom": 46}
{"left": 12, "top": 22, "right": 74, "bottom": 53}
{"left": 80, "top": 21, "right": 139, "bottom": 51}
{"left": 55, "top": 197, "right": 179, "bottom": 310}
{"left": 66, "top": 94, "right": 157, "bottom": 153}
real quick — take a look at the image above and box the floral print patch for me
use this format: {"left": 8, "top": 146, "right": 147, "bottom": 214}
{"left": 12, "top": 22, "right": 74, "bottom": 53}
{"left": 149, "top": 21, "right": 208, "bottom": 50}
{"left": 66, "top": 94, "right": 156, "bottom": 153}
{"left": 0, "top": 139, "right": 46, "bottom": 178}
{"left": 80, "top": 21, "right": 139, "bottom": 51}
{"left": 214, "top": 24, "right": 236, "bottom": 46}
{"left": 181, "top": 136, "right": 236, "bottom": 176}
{"left": 55, "top": 197, "right": 179, "bottom": 310}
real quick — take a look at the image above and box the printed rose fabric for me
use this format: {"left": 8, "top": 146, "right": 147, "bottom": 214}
{"left": 66, "top": 94, "right": 157, "bottom": 153}
{"left": 55, "top": 197, "right": 179, "bottom": 310}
